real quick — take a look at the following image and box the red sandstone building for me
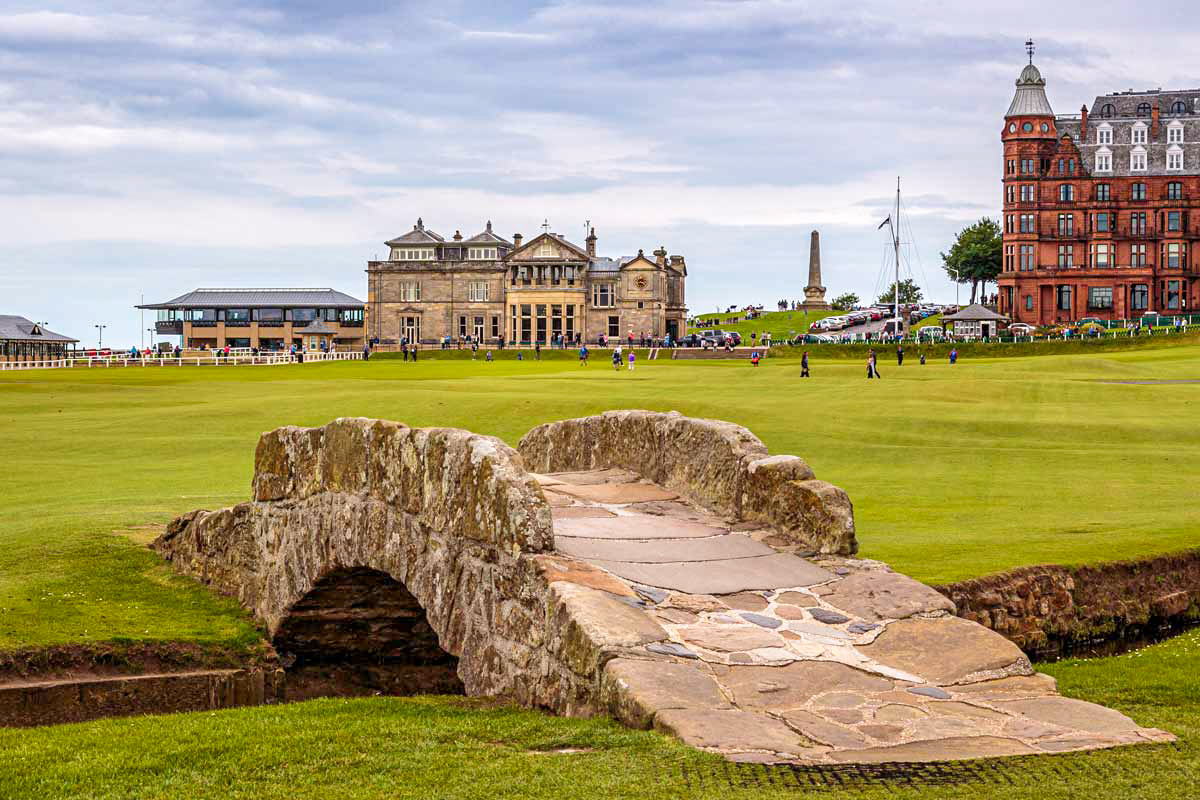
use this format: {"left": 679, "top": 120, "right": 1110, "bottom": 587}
{"left": 998, "top": 52, "right": 1200, "bottom": 324}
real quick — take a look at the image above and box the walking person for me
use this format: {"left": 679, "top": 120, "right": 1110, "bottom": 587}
{"left": 535, "top": 341, "right": 541, "bottom": 360}
{"left": 867, "top": 349, "right": 881, "bottom": 379}
{"left": 410, "top": 343, "right": 418, "bottom": 362}
{"left": 612, "top": 347, "right": 621, "bottom": 371}
{"left": 949, "top": 348, "right": 958, "bottom": 364}
{"left": 579, "top": 344, "right": 589, "bottom": 366}
{"left": 801, "top": 351, "right": 810, "bottom": 378}
{"left": 896, "top": 344, "right": 904, "bottom": 366}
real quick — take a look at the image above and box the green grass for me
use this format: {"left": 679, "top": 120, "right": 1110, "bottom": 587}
{"left": 1, "top": 628, "right": 1195, "bottom": 800}
{"left": 692, "top": 309, "right": 840, "bottom": 339}
{"left": 2, "top": 347, "right": 1200, "bottom": 650}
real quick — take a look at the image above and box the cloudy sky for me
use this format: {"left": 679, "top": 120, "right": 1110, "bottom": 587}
{"left": 2, "top": 0, "right": 1197, "bottom": 346}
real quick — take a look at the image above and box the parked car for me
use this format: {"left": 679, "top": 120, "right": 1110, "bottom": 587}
{"left": 916, "top": 326, "right": 945, "bottom": 341}
{"left": 1008, "top": 322, "right": 1035, "bottom": 336}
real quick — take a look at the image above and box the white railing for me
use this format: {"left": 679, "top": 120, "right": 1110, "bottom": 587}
{"left": 0, "top": 358, "right": 71, "bottom": 370}
{"left": 40, "top": 350, "right": 366, "bottom": 369}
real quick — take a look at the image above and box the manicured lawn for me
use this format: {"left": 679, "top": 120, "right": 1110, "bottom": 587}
{"left": 1, "top": 628, "right": 1195, "bottom": 800}
{"left": 2, "top": 346, "right": 1200, "bottom": 650}
{"left": 692, "top": 309, "right": 839, "bottom": 340}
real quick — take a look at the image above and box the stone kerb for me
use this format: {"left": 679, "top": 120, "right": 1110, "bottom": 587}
{"left": 518, "top": 410, "right": 856, "bottom": 555}
{"left": 155, "top": 417, "right": 567, "bottom": 703}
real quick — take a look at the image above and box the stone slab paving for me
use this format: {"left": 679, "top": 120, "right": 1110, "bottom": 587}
{"left": 541, "top": 469, "right": 1176, "bottom": 765}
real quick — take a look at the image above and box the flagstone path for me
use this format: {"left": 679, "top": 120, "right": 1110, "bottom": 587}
{"left": 535, "top": 467, "right": 1175, "bottom": 765}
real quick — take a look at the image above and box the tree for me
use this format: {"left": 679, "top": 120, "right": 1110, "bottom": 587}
{"left": 876, "top": 279, "right": 923, "bottom": 307}
{"left": 830, "top": 293, "right": 859, "bottom": 311}
{"left": 942, "top": 217, "right": 1002, "bottom": 304}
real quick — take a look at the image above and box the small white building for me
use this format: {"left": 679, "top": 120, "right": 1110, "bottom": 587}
{"left": 941, "top": 304, "right": 1008, "bottom": 339}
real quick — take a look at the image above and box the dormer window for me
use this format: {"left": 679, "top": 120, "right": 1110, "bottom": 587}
{"left": 1168, "top": 123, "right": 1184, "bottom": 144}
{"left": 1136, "top": 102, "right": 1152, "bottom": 117}
{"left": 1097, "top": 124, "right": 1113, "bottom": 145}
{"left": 1130, "top": 148, "right": 1147, "bottom": 172}
{"left": 1131, "top": 123, "right": 1147, "bottom": 145}
{"left": 1095, "top": 149, "right": 1112, "bottom": 173}
{"left": 1100, "top": 103, "right": 1116, "bottom": 118}
{"left": 1167, "top": 146, "right": 1184, "bottom": 171}
{"left": 468, "top": 247, "right": 498, "bottom": 260}
{"left": 392, "top": 247, "right": 435, "bottom": 261}
{"left": 1171, "top": 101, "right": 1187, "bottom": 114}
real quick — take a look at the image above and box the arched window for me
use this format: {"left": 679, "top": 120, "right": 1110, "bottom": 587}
{"left": 1136, "top": 102, "right": 1152, "bottom": 117}
{"left": 1100, "top": 103, "right": 1116, "bottom": 118}
{"left": 1171, "top": 101, "right": 1186, "bottom": 114}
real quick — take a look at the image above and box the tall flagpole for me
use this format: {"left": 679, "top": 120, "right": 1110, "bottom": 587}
{"left": 893, "top": 178, "right": 902, "bottom": 333}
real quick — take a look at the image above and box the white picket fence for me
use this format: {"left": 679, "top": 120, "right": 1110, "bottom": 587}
{"left": 1, "top": 351, "right": 363, "bottom": 370}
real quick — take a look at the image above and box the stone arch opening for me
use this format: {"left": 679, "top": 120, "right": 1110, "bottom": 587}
{"left": 273, "top": 566, "right": 464, "bottom": 701}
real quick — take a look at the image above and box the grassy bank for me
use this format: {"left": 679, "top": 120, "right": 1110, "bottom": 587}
{"left": 1, "top": 628, "right": 1194, "bottom": 799}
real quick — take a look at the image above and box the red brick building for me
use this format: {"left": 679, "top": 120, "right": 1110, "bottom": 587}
{"left": 998, "top": 55, "right": 1200, "bottom": 324}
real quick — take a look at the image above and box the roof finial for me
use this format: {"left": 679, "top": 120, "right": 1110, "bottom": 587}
{"left": 541, "top": 218, "right": 550, "bottom": 233}
{"left": 1026, "top": 38, "right": 1035, "bottom": 65}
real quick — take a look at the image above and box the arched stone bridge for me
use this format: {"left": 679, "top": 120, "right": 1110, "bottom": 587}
{"left": 154, "top": 412, "right": 1172, "bottom": 764}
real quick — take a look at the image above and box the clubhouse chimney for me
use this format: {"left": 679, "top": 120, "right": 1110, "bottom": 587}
{"left": 513, "top": 233, "right": 523, "bottom": 249}
{"left": 1080, "top": 104, "right": 1088, "bottom": 141}
{"left": 653, "top": 246, "right": 667, "bottom": 267}
{"left": 586, "top": 227, "right": 597, "bottom": 257}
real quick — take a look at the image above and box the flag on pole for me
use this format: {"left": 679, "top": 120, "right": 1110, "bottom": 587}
{"left": 877, "top": 215, "right": 891, "bottom": 230}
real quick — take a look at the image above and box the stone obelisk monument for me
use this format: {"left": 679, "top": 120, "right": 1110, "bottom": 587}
{"left": 801, "top": 230, "right": 831, "bottom": 310}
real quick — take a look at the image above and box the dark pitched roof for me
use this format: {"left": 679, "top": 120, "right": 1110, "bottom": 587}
{"left": 463, "top": 220, "right": 512, "bottom": 246}
{"left": 942, "top": 303, "right": 1007, "bottom": 322}
{"left": 0, "top": 315, "right": 78, "bottom": 343}
{"left": 138, "top": 288, "right": 363, "bottom": 310}
{"left": 385, "top": 217, "right": 444, "bottom": 246}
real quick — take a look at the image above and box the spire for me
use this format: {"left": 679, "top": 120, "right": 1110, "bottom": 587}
{"left": 1005, "top": 41, "right": 1054, "bottom": 118}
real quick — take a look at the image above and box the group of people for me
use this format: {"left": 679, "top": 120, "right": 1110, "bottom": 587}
{"left": 865, "top": 345, "right": 956, "bottom": 378}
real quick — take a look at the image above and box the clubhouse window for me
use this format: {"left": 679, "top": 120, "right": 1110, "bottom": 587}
{"left": 607, "top": 315, "right": 620, "bottom": 337}
{"left": 1088, "top": 287, "right": 1113, "bottom": 310}
{"left": 1166, "top": 280, "right": 1181, "bottom": 310}
{"left": 397, "top": 282, "right": 421, "bottom": 302}
{"left": 1131, "top": 284, "right": 1149, "bottom": 311}
{"left": 593, "top": 283, "right": 615, "bottom": 308}
{"left": 1019, "top": 245, "right": 1035, "bottom": 271}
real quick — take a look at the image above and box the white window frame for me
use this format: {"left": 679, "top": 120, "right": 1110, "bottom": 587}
{"left": 592, "top": 283, "right": 615, "bottom": 308}
{"left": 537, "top": 240, "right": 554, "bottom": 257}
{"left": 1097, "top": 124, "right": 1113, "bottom": 145}
{"left": 398, "top": 281, "right": 421, "bottom": 302}
{"left": 1166, "top": 146, "right": 1184, "bottom": 171}
{"left": 1095, "top": 148, "right": 1112, "bottom": 173}
{"left": 1131, "top": 122, "right": 1148, "bottom": 145}
{"left": 467, "top": 281, "right": 490, "bottom": 302}
{"left": 1167, "top": 123, "right": 1184, "bottom": 144}
{"left": 1130, "top": 147, "right": 1147, "bottom": 172}
{"left": 467, "top": 247, "right": 498, "bottom": 261}
{"left": 1092, "top": 242, "right": 1111, "bottom": 268}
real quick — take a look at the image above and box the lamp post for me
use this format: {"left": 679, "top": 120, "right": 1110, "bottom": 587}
{"left": 147, "top": 328, "right": 155, "bottom": 349}
{"left": 95, "top": 324, "right": 106, "bottom": 349}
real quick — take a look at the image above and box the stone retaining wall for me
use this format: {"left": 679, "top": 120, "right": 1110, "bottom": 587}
{"left": 0, "top": 668, "right": 283, "bottom": 727}
{"left": 518, "top": 410, "right": 856, "bottom": 555}
{"left": 936, "top": 550, "right": 1200, "bottom": 659}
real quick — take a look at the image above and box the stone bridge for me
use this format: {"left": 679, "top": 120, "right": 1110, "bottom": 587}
{"left": 154, "top": 411, "right": 1172, "bottom": 764}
